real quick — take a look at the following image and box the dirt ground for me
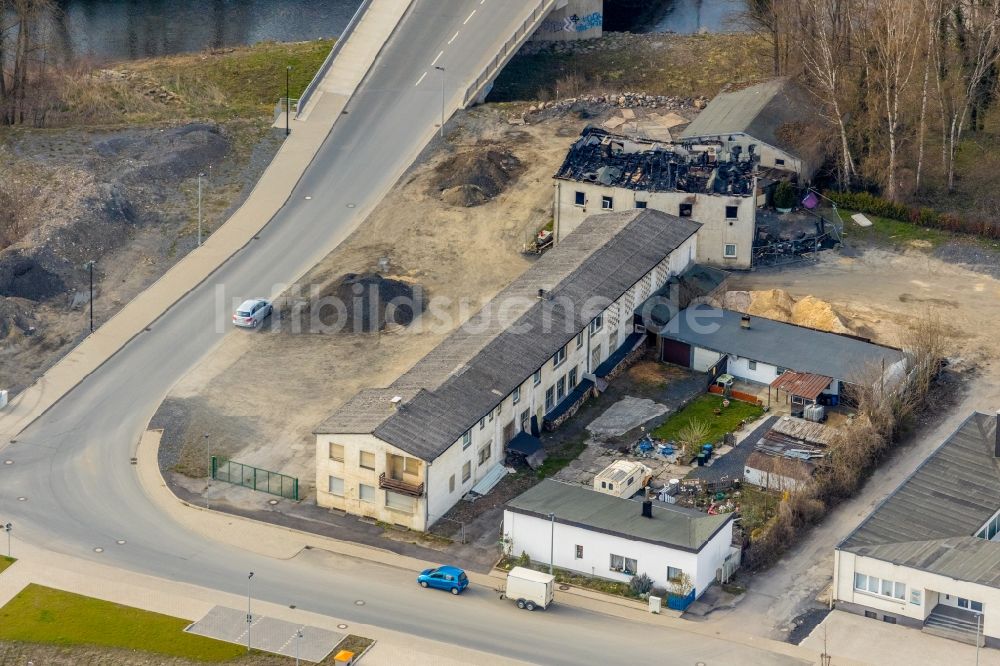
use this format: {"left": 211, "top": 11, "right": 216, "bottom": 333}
{"left": 156, "top": 104, "right": 618, "bottom": 498}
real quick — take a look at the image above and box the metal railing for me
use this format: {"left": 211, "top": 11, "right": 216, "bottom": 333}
{"left": 212, "top": 457, "right": 299, "bottom": 500}
{"left": 463, "top": 0, "right": 557, "bottom": 107}
{"left": 378, "top": 472, "right": 424, "bottom": 497}
{"left": 296, "top": 0, "right": 375, "bottom": 118}
{"left": 274, "top": 97, "right": 300, "bottom": 120}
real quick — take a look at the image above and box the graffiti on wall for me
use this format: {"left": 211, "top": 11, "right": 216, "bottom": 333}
{"left": 537, "top": 11, "right": 603, "bottom": 34}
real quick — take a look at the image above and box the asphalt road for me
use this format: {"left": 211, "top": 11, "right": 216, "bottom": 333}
{"left": 0, "top": 2, "right": 804, "bottom": 664}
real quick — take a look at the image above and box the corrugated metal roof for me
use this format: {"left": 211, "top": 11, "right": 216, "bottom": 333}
{"left": 770, "top": 371, "right": 832, "bottom": 401}
{"left": 507, "top": 479, "right": 731, "bottom": 552}
{"left": 839, "top": 413, "right": 1000, "bottom": 588}
{"left": 316, "top": 209, "right": 701, "bottom": 461}
{"left": 659, "top": 305, "right": 905, "bottom": 383}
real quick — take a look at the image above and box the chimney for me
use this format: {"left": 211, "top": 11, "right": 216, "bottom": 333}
{"left": 740, "top": 314, "right": 751, "bottom": 330}
{"left": 995, "top": 410, "right": 1000, "bottom": 457}
{"left": 538, "top": 288, "right": 546, "bottom": 300}
{"left": 641, "top": 500, "right": 653, "bottom": 519}
{"left": 391, "top": 396, "right": 402, "bottom": 409}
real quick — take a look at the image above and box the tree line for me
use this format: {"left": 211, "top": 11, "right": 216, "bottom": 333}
{"left": 1, "top": 0, "right": 57, "bottom": 126}
{"left": 747, "top": 0, "right": 1000, "bottom": 201}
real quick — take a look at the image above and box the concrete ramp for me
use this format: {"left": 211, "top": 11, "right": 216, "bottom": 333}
{"left": 185, "top": 606, "right": 344, "bottom": 663}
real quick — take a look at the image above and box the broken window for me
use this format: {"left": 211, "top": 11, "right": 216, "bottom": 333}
{"left": 575, "top": 191, "right": 586, "bottom": 206}
{"left": 679, "top": 203, "right": 693, "bottom": 217}
{"left": 775, "top": 158, "right": 786, "bottom": 166}
{"left": 725, "top": 205, "right": 739, "bottom": 219}
{"left": 635, "top": 200, "right": 647, "bottom": 209}
{"left": 602, "top": 195, "right": 614, "bottom": 210}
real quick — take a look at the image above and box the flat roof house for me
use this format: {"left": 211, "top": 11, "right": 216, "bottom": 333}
{"left": 504, "top": 479, "right": 737, "bottom": 599}
{"left": 314, "top": 210, "right": 701, "bottom": 531}
{"left": 834, "top": 412, "right": 1000, "bottom": 647}
{"left": 652, "top": 305, "right": 907, "bottom": 412}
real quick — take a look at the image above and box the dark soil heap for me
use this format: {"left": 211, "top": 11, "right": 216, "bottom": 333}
{"left": 434, "top": 145, "right": 523, "bottom": 207}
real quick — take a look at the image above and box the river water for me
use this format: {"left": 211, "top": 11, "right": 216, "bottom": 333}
{"left": 52, "top": 0, "right": 745, "bottom": 63}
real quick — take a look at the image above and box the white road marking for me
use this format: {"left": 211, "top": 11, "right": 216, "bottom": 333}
{"left": 415, "top": 71, "right": 428, "bottom": 86}
{"left": 431, "top": 50, "right": 444, "bottom": 66}
{"left": 448, "top": 31, "right": 460, "bottom": 44}
{"left": 464, "top": 9, "right": 476, "bottom": 24}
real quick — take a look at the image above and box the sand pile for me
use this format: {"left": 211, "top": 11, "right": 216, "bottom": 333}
{"left": 723, "top": 289, "right": 853, "bottom": 335}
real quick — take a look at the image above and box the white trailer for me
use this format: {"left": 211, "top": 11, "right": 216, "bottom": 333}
{"left": 504, "top": 567, "right": 555, "bottom": 611}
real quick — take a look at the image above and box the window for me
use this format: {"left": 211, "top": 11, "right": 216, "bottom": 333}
{"left": 600, "top": 481, "right": 608, "bottom": 489}
{"left": 881, "top": 579, "right": 894, "bottom": 597}
{"left": 854, "top": 573, "right": 867, "bottom": 591}
{"left": 520, "top": 409, "right": 530, "bottom": 433}
{"left": 575, "top": 545, "right": 584, "bottom": 559}
{"left": 775, "top": 158, "right": 786, "bottom": 166}
{"left": 462, "top": 461, "right": 471, "bottom": 483}
{"left": 359, "top": 483, "right": 375, "bottom": 502}
{"left": 624, "top": 558, "right": 638, "bottom": 575}
{"left": 776, "top": 366, "right": 787, "bottom": 375}
{"left": 545, "top": 386, "right": 555, "bottom": 412}
{"left": 882, "top": 616, "right": 896, "bottom": 625}
{"left": 359, "top": 450, "right": 375, "bottom": 471}
{"left": 328, "top": 476, "right": 344, "bottom": 496}
{"left": 488, "top": 409, "right": 494, "bottom": 422}
{"left": 725, "top": 205, "right": 739, "bottom": 219}
{"left": 668, "top": 567, "right": 684, "bottom": 582}
{"left": 576, "top": 331, "right": 584, "bottom": 349}
{"left": 589, "top": 314, "right": 603, "bottom": 334}
{"left": 723, "top": 243, "right": 737, "bottom": 258}
{"left": 556, "top": 376, "right": 566, "bottom": 401}
{"left": 328, "top": 442, "right": 344, "bottom": 461}
{"left": 601, "top": 195, "right": 613, "bottom": 210}
{"left": 864, "top": 611, "right": 877, "bottom": 619}
{"left": 610, "top": 554, "right": 624, "bottom": 571}
{"left": 679, "top": 203, "right": 693, "bottom": 217}
{"left": 449, "top": 474, "right": 456, "bottom": 493}
{"left": 610, "top": 554, "right": 637, "bottom": 574}
{"left": 748, "top": 360, "right": 757, "bottom": 371}
{"left": 386, "top": 490, "right": 414, "bottom": 513}
{"left": 533, "top": 369, "right": 542, "bottom": 386}
{"left": 854, "top": 573, "right": 905, "bottom": 600}
{"left": 463, "top": 431, "right": 472, "bottom": 449}
{"left": 479, "top": 418, "right": 485, "bottom": 430}
{"left": 478, "top": 442, "right": 492, "bottom": 466}
{"left": 574, "top": 191, "right": 586, "bottom": 206}
{"left": 404, "top": 457, "right": 420, "bottom": 476}
{"left": 553, "top": 345, "right": 567, "bottom": 368}
{"left": 569, "top": 367, "right": 578, "bottom": 388}
{"left": 512, "top": 386, "right": 521, "bottom": 405}
{"left": 635, "top": 200, "right": 647, "bottom": 209}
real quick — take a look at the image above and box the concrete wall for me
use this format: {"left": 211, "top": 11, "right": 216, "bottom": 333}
{"left": 532, "top": 0, "right": 603, "bottom": 42}
{"left": 834, "top": 549, "right": 1000, "bottom": 639}
{"left": 743, "top": 466, "right": 807, "bottom": 492}
{"left": 554, "top": 180, "right": 754, "bottom": 269}
{"left": 503, "top": 507, "right": 733, "bottom": 596}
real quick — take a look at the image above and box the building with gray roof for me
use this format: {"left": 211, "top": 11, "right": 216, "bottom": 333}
{"left": 833, "top": 412, "right": 1000, "bottom": 646}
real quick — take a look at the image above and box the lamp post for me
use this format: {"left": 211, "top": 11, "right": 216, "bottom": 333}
{"left": 246, "top": 572, "right": 254, "bottom": 652}
{"left": 295, "top": 628, "right": 303, "bottom": 665}
{"left": 4, "top": 523, "right": 10, "bottom": 558}
{"left": 285, "top": 65, "right": 292, "bottom": 136}
{"left": 548, "top": 512, "right": 555, "bottom": 575}
{"left": 86, "top": 260, "right": 94, "bottom": 332}
{"left": 205, "top": 433, "right": 211, "bottom": 479}
{"left": 434, "top": 65, "right": 446, "bottom": 138}
{"left": 197, "top": 172, "right": 205, "bottom": 246}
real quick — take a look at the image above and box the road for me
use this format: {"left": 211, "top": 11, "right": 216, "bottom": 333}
{"left": 0, "top": 2, "right": 806, "bottom": 664}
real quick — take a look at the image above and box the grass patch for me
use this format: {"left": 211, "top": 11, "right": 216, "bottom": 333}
{"left": 334, "top": 635, "right": 375, "bottom": 657}
{"left": 838, "top": 209, "right": 949, "bottom": 249}
{"left": 498, "top": 557, "right": 634, "bottom": 598}
{"left": 490, "top": 33, "right": 768, "bottom": 102}
{"left": 651, "top": 394, "right": 763, "bottom": 445}
{"left": 0, "top": 556, "right": 14, "bottom": 574}
{"left": 0, "top": 584, "right": 248, "bottom": 662}
{"left": 536, "top": 436, "right": 588, "bottom": 479}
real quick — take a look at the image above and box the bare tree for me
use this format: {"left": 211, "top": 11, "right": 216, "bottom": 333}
{"left": 1, "top": 0, "right": 58, "bottom": 125}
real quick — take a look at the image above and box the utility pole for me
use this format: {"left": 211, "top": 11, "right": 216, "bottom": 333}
{"left": 246, "top": 572, "right": 254, "bottom": 652}
{"left": 548, "top": 512, "right": 555, "bottom": 575}
{"left": 197, "top": 172, "right": 205, "bottom": 246}
{"left": 434, "top": 66, "right": 446, "bottom": 138}
{"left": 285, "top": 65, "right": 292, "bottom": 136}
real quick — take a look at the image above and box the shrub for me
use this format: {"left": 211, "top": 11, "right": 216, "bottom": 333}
{"left": 651, "top": 585, "right": 668, "bottom": 599}
{"left": 629, "top": 573, "right": 654, "bottom": 597}
{"left": 516, "top": 551, "right": 531, "bottom": 567}
{"left": 773, "top": 181, "right": 797, "bottom": 209}
{"left": 824, "top": 190, "right": 1000, "bottom": 240}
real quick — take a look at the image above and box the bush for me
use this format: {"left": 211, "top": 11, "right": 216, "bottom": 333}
{"left": 824, "top": 190, "right": 1000, "bottom": 240}
{"left": 651, "top": 585, "right": 668, "bottom": 599}
{"left": 629, "top": 573, "right": 654, "bottom": 597}
{"left": 516, "top": 551, "right": 531, "bottom": 568}
{"left": 773, "top": 181, "right": 797, "bottom": 209}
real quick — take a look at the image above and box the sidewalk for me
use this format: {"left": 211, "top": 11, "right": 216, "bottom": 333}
{"left": 0, "top": 0, "right": 415, "bottom": 446}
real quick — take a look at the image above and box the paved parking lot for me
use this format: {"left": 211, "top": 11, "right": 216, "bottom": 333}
{"left": 185, "top": 605, "right": 344, "bottom": 662}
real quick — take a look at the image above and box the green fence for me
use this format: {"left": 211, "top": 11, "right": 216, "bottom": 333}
{"left": 211, "top": 457, "right": 299, "bottom": 501}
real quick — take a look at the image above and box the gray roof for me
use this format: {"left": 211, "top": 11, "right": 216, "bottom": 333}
{"left": 316, "top": 210, "right": 701, "bottom": 461}
{"left": 506, "top": 479, "right": 731, "bottom": 552}
{"left": 659, "top": 305, "right": 904, "bottom": 383}
{"left": 680, "top": 78, "right": 824, "bottom": 177}
{"left": 839, "top": 412, "right": 1000, "bottom": 587}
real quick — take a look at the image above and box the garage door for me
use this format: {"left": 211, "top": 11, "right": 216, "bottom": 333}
{"left": 661, "top": 339, "right": 691, "bottom": 367}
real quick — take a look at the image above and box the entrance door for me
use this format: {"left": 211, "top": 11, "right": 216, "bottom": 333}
{"left": 591, "top": 344, "right": 603, "bottom": 371}
{"left": 503, "top": 421, "right": 515, "bottom": 445}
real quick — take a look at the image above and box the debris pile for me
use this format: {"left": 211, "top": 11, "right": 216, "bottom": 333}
{"left": 434, "top": 146, "right": 523, "bottom": 207}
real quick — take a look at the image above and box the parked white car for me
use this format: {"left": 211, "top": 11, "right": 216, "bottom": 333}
{"left": 232, "top": 299, "right": 272, "bottom": 328}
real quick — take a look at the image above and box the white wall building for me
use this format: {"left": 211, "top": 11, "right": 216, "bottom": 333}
{"left": 834, "top": 412, "right": 1000, "bottom": 647}
{"left": 504, "top": 479, "right": 735, "bottom": 597}
{"left": 314, "top": 210, "right": 700, "bottom": 531}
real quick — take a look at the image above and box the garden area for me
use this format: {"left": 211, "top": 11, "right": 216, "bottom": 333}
{"left": 651, "top": 394, "right": 764, "bottom": 459}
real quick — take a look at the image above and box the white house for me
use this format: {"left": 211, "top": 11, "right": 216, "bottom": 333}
{"left": 313, "top": 209, "right": 701, "bottom": 531}
{"left": 504, "top": 479, "right": 736, "bottom": 598}
{"left": 653, "top": 306, "right": 907, "bottom": 413}
{"left": 834, "top": 412, "right": 1000, "bottom": 647}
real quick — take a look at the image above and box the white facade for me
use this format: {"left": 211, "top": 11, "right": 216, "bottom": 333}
{"left": 503, "top": 507, "right": 733, "bottom": 597}
{"left": 555, "top": 181, "right": 755, "bottom": 269}
{"left": 691, "top": 349, "right": 841, "bottom": 396}
{"left": 317, "top": 232, "right": 698, "bottom": 530}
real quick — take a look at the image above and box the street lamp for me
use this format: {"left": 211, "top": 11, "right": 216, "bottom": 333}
{"left": 548, "top": 512, "right": 555, "bottom": 575}
{"left": 434, "top": 65, "right": 446, "bottom": 138}
{"left": 246, "top": 572, "right": 254, "bottom": 652}
{"left": 295, "top": 628, "right": 303, "bottom": 665}
{"left": 4, "top": 523, "right": 11, "bottom": 558}
{"left": 285, "top": 65, "right": 292, "bottom": 136}
{"left": 205, "top": 433, "right": 211, "bottom": 479}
